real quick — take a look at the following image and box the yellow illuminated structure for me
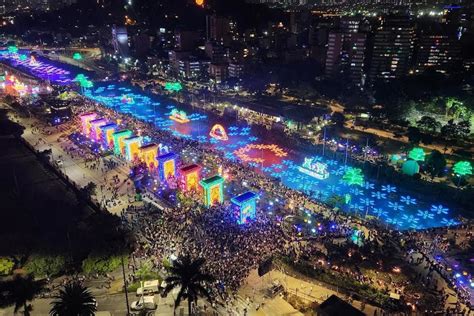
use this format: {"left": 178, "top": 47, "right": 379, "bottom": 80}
{"left": 179, "top": 164, "right": 202, "bottom": 192}
{"left": 209, "top": 124, "right": 229, "bottom": 141}
{"left": 123, "top": 136, "right": 142, "bottom": 161}
{"left": 139, "top": 143, "right": 159, "bottom": 170}
{"left": 158, "top": 152, "right": 177, "bottom": 181}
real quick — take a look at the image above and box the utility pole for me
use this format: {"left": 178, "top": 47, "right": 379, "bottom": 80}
{"left": 121, "top": 256, "right": 130, "bottom": 315}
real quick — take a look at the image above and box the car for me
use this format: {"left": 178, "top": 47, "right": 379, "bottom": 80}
{"left": 136, "top": 280, "right": 160, "bottom": 296}
{"left": 130, "top": 296, "right": 157, "bottom": 311}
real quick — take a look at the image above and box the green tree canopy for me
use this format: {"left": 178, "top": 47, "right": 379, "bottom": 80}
{"left": 416, "top": 116, "right": 441, "bottom": 133}
{"left": 49, "top": 281, "right": 96, "bottom": 316}
{"left": 0, "top": 257, "right": 15, "bottom": 276}
{"left": 425, "top": 150, "right": 446, "bottom": 177}
{"left": 453, "top": 161, "right": 472, "bottom": 177}
{"left": 81, "top": 253, "right": 125, "bottom": 275}
{"left": 408, "top": 147, "right": 426, "bottom": 162}
{"left": 24, "top": 254, "right": 65, "bottom": 278}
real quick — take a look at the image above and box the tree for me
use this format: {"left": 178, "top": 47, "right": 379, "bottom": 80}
{"left": 79, "top": 182, "right": 97, "bottom": 200}
{"left": 441, "top": 120, "right": 471, "bottom": 140}
{"left": 331, "top": 112, "right": 345, "bottom": 129}
{"left": 162, "top": 256, "right": 214, "bottom": 315}
{"left": 406, "top": 127, "right": 422, "bottom": 144}
{"left": 416, "top": 116, "right": 441, "bottom": 133}
{"left": 81, "top": 253, "right": 124, "bottom": 275}
{"left": 453, "top": 161, "right": 472, "bottom": 177}
{"left": 50, "top": 281, "right": 96, "bottom": 316}
{"left": 0, "top": 274, "right": 45, "bottom": 316}
{"left": 0, "top": 257, "right": 15, "bottom": 276}
{"left": 24, "top": 254, "right": 65, "bottom": 278}
{"left": 425, "top": 150, "right": 446, "bottom": 178}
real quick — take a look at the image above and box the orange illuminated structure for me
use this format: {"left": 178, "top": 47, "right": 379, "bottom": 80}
{"left": 79, "top": 112, "right": 97, "bottom": 136}
{"left": 158, "top": 152, "right": 177, "bottom": 181}
{"left": 199, "top": 175, "right": 224, "bottom": 207}
{"left": 179, "top": 164, "right": 202, "bottom": 192}
{"left": 195, "top": 0, "right": 204, "bottom": 6}
{"left": 123, "top": 136, "right": 142, "bottom": 161}
{"left": 112, "top": 130, "right": 133, "bottom": 156}
{"left": 209, "top": 124, "right": 228, "bottom": 141}
{"left": 234, "top": 144, "right": 287, "bottom": 164}
{"left": 100, "top": 123, "right": 117, "bottom": 149}
{"left": 169, "top": 109, "right": 190, "bottom": 124}
{"left": 139, "top": 143, "right": 159, "bottom": 170}
{"left": 89, "top": 118, "right": 107, "bottom": 141}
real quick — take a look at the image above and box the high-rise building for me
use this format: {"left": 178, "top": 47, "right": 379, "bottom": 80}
{"left": 174, "top": 30, "right": 200, "bottom": 51}
{"left": 348, "top": 33, "right": 367, "bottom": 87}
{"left": 206, "top": 15, "right": 231, "bottom": 45}
{"left": 415, "top": 35, "right": 462, "bottom": 73}
{"left": 369, "top": 16, "right": 415, "bottom": 81}
{"left": 325, "top": 32, "right": 344, "bottom": 76}
{"left": 112, "top": 25, "right": 130, "bottom": 57}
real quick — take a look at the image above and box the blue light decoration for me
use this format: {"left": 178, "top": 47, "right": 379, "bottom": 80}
{"left": 297, "top": 157, "right": 329, "bottom": 180}
{"left": 100, "top": 123, "right": 117, "bottom": 149}
{"left": 158, "top": 152, "right": 177, "bottom": 181}
{"left": 231, "top": 191, "right": 258, "bottom": 224}
{"left": 430, "top": 204, "right": 449, "bottom": 215}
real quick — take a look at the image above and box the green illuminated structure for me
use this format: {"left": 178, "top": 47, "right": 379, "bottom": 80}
{"left": 408, "top": 147, "right": 425, "bottom": 162}
{"left": 342, "top": 167, "right": 364, "bottom": 186}
{"left": 8, "top": 46, "right": 18, "bottom": 54}
{"left": 453, "top": 161, "right": 472, "bottom": 177}
{"left": 402, "top": 160, "right": 420, "bottom": 176}
{"left": 112, "top": 130, "right": 133, "bottom": 156}
{"left": 73, "top": 52, "right": 82, "bottom": 60}
{"left": 199, "top": 175, "right": 224, "bottom": 207}
{"left": 164, "top": 82, "right": 183, "bottom": 93}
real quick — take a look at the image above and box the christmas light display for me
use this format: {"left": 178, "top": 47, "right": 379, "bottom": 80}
{"left": 89, "top": 118, "right": 107, "bottom": 141}
{"left": 408, "top": 147, "right": 426, "bottom": 162}
{"left": 234, "top": 144, "right": 287, "bottom": 164}
{"left": 79, "top": 112, "right": 97, "bottom": 136}
{"left": 123, "top": 136, "right": 142, "bottom": 161}
{"left": 298, "top": 157, "right": 329, "bottom": 180}
{"left": 112, "top": 130, "right": 133, "bottom": 156}
{"left": 342, "top": 167, "right": 364, "bottom": 186}
{"left": 200, "top": 175, "right": 225, "bottom": 207}
{"left": 209, "top": 124, "right": 229, "bottom": 141}
{"left": 164, "top": 82, "right": 183, "bottom": 93}
{"left": 402, "top": 160, "right": 420, "bottom": 176}
{"left": 139, "top": 143, "right": 159, "bottom": 169}
{"left": 453, "top": 161, "right": 472, "bottom": 177}
{"left": 169, "top": 109, "right": 190, "bottom": 123}
{"left": 179, "top": 164, "right": 202, "bottom": 192}
{"left": 158, "top": 152, "right": 177, "bottom": 181}
{"left": 100, "top": 123, "right": 117, "bottom": 149}
{"left": 73, "top": 52, "right": 82, "bottom": 60}
{"left": 231, "top": 191, "right": 258, "bottom": 224}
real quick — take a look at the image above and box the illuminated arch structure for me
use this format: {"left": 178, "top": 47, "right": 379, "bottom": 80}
{"left": 100, "top": 123, "right": 117, "bottom": 149}
{"left": 89, "top": 118, "right": 107, "bottom": 142}
{"left": 112, "top": 130, "right": 133, "bottom": 156}
{"left": 209, "top": 124, "right": 228, "bottom": 141}
{"left": 231, "top": 191, "right": 258, "bottom": 224}
{"left": 158, "top": 152, "right": 177, "bottom": 181}
{"left": 79, "top": 112, "right": 97, "bottom": 136}
{"left": 139, "top": 143, "right": 159, "bottom": 170}
{"left": 123, "top": 136, "right": 142, "bottom": 161}
{"left": 200, "top": 175, "right": 224, "bottom": 207}
{"left": 179, "top": 164, "right": 202, "bottom": 192}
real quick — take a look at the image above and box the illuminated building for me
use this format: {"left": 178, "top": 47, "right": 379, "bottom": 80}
{"left": 298, "top": 157, "right": 329, "bottom": 180}
{"left": 123, "top": 136, "right": 142, "bottom": 161}
{"left": 179, "top": 164, "right": 202, "bottom": 192}
{"left": 415, "top": 35, "right": 462, "bottom": 74}
{"left": 79, "top": 112, "right": 97, "bottom": 136}
{"left": 158, "top": 152, "right": 177, "bottom": 181}
{"left": 89, "top": 118, "right": 107, "bottom": 141}
{"left": 112, "top": 130, "right": 133, "bottom": 156}
{"left": 200, "top": 175, "right": 224, "bottom": 207}
{"left": 100, "top": 123, "right": 117, "bottom": 149}
{"left": 112, "top": 25, "right": 129, "bottom": 57}
{"left": 369, "top": 16, "right": 415, "bottom": 81}
{"left": 139, "top": 143, "right": 159, "bottom": 170}
{"left": 231, "top": 191, "right": 258, "bottom": 224}
{"left": 169, "top": 109, "right": 190, "bottom": 123}
{"left": 209, "top": 124, "right": 229, "bottom": 141}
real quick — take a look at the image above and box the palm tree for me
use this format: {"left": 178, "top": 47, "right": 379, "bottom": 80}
{"left": 163, "top": 255, "right": 214, "bottom": 315}
{"left": 0, "top": 273, "right": 44, "bottom": 316}
{"left": 49, "top": 281, "right": 96, "bottom": 316}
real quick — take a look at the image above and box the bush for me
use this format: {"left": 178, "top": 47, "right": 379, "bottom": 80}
{"left": 24, "top": 254, "right": 65, "bottom": 278}
{"left": 0, "top": 257, "right": 15, "bottom": 276}
{"left": 81, "top": 253, "right": 126, "bottom": 275}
